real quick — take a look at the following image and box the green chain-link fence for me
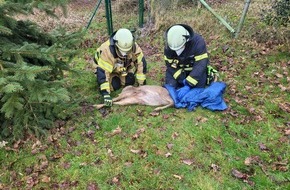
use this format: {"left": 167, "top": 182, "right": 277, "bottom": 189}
{"left": 27, "top": 0, "right": 286, "bottom": 38}
{"left": 79, "top": 0, "right": 286, "bottom": 37}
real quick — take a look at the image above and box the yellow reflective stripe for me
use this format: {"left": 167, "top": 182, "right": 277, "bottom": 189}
{"left": 173, "top": 69, "right": 182, "bottom": 79}
{"left": 105, "top": 40, "right": 110, "bottom": 45}
{"left": 164, "top": 55, "right": 170, "bottom": 62}
{"left": 184, "top": 67, "right": 192, "bottom": 71}
{"left": 164, "top": 56, "right": 179, "bottom": 64}
{"left": 100, "top": 82, "right": 110, "bottom": 91}
{"left": 137, "top": 52, "right": 144, "bottom": 63}
{"left": 186, "top": 76, "right": 198, "bottom": 86}
{"left": 195, "top": 53, "right": 208, "bottom": 61}
{"left": 98, "top": 58, "right": 113, "bottom": 73}
{"left": 136, "top": 73, "right": 146, "bottom": 80}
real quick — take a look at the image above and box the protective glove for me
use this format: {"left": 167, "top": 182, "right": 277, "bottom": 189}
{"left": 120, "top": 67, "right": 127, "bottom": 76}
{"left": 207, "top": 65, "right": 218, "bottom": 85}
{"left": 138, "top": 79, "right": 146, "bottom": 86}
{"left": 177, "top": 80, "right": 191, "bottom": 100}
{"left": 103, "top": 94, "right": 112, "bottom": 107}
{"left": 115, "top": 64, "right": 127, "bottom": 76}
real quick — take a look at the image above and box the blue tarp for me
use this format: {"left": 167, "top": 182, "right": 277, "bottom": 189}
{"left": 164, "top": 82, "right": 228, "bottom": 111}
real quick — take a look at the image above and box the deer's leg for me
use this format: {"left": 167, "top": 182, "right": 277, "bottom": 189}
{"left": 93, "top": 104, "right": 106, "bottom": 109}
{"left": 154, "top": 103, "right": 174, "bottom": 111}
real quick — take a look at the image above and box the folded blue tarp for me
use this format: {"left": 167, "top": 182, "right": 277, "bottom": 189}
{"left": 164, "top": 82, "right": 228, "bottom": 111}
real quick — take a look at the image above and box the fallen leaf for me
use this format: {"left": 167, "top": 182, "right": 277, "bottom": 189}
{"left": 132, "top": 134, "right": 139, "bottom": 139}
{"left": 112, "top": 177, "right": 119, "bottom": 184}
{"left": 41, "top": 175, "right": 51, "bottom": 183}
{"left": 31, "top": 149, "right": 39, "bottom": 155}
{"left": 222, "top": 44, "right": 229, "bottom": 53}
{"left": 130, "top": 149, "right": 141, "bottom": 154}
{"left": 150, "top": 111, "right": 160, "bottom": 116}
{"left": 79, "top": 162, "right": 88, "bottom": 167}
{"left": 163, "top": 114, "right": 170, "bottom": 119}
{"left": 278, "top": 84, "right": 287, "bottom": 91}
{"left": 173, "top": 174, "right": 182, "bottom": 180}
{"left": 154, "top": 168, "right": 161, "bottom": 175}
{"left": 182, "top": 159, "right": 194, "bottom": 166}
{"left": 196, "top": 116, "right": 208, "bottom": 123}
{"left": 107, "top": 149, "right": 115, "bottom": 159}
{"left": 210, "top": 163, "right": 220, "bottom": 172}
{"left": 231, "top": 169, "right": 249, "bottom": 180}
{"left": 285, "top": 128, "right": 290, "bottom": 135}
{"left": 124, "top": 162, "right": 132, "bottom": 167}
{"left": 279, "top": 103, "right": 290, "bottom": 113}
{"left": 13, "top": 140, "right": 22, "bottom": 149}
{"left": 275, "top": 73, "right": 283, "bottom": 78}
{"left": 25, "top": 167, "right": 33, "bottom": 175}
{"left": 165, "top": 152, "right": 172, "bottom": 158}
{"left": 62, "top": 162, "right": 71, "bottom": 169}
{"left": 166, "top": 143, "right": 174, "bottom": 150}
{"left": 209, "top": 35, "right": 220, "bottom": 40}
{"left": 31, "top": 140, "right": 41, "bottom": 150}
{"left": 244, "top": 156, "right": 261, "bottom": 166}
{"left": 107, "top": 126, "right": 122, "bottom": 137}
{"left": 171, "top": 132, "right": 179, "bottom": 139}
{"left": 0, "top": 141, "right": 8, "bottom": 148}
{"left": 86, "top": 130, "right": 95, "bottom": 137}
{"left": 68, "top": 127, "right": 76, "bottom": 133}
{"left": 49, "top": 153, "right": 63, "bottom": 161}
{"left": 132, "top": 127, "right": 145, "bottom": 140}
{"left": 87, "top": 182, "right": 99, "bottom": 190}
{"left": 155, "top": 149, "right": 162, "bottom": 155}
{"left": 258, "top": 143, "right": 269, "bottom": 151}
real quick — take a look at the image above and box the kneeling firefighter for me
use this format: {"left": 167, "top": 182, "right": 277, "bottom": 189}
{"left": 94, "top": 28, "right": 147, "bottom": 107}
{"left": 164, "top": 24, "right": 218, "bottom": 99}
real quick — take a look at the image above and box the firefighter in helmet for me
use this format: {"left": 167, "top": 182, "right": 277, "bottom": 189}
{"left": 164, "top": 24, "right": 218, "bottom": 99}
{"left": 94, "top": 28, "right": 147, "bottom": 107}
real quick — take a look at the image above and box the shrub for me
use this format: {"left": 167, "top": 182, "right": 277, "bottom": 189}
{"left": 0, "top": 0, "right": 83, "bottom": 140}
{"left": 262, "top": 0, "right": 290, "bottom": 26}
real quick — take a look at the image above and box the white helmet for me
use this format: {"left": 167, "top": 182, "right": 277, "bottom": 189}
{"left": 114, "top": 28, "right": 134, "bottom": 52}
{"left": 167, "top": 25, "right": 189, "bottom": 51}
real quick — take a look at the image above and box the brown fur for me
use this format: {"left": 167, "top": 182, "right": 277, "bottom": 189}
{"left": 94, "top": 85, "right": 174, "bottom": 111}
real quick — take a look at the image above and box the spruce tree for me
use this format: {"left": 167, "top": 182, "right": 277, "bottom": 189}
{"left": 0, "top": 0, "right": 83, "bottom": 140}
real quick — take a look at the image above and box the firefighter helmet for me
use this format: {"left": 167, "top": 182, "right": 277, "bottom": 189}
{"left": 114, "top": 28, "right": 134, "bottom": 52}
{"left": 167, "top": 25, "right": 189, "bottom": 51}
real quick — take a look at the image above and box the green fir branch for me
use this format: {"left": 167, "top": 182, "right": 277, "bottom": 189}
{"left": 1, "top": 82, "right": 24, "bottom": 93}
{"left": 0, "top": 25, "right": 12, "bottom": 35}
{"left": 0, "top": 94, "right": 24, "bottom": 118}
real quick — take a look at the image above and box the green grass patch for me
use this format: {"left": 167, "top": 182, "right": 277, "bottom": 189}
{"left": 1, "top": 1, "right": 289, "bottom": 189}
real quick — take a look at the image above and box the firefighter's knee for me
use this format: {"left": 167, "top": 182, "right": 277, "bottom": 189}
{"left": 111, "top": 76, "right": 121, "bottom": 91}
{"left": 125, "top": 73, "right": 135, "bottom": 86}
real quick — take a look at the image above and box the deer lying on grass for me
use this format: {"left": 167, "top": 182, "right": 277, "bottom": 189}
{"left": 94, "top": 85, "right": 174, "bottom": 111}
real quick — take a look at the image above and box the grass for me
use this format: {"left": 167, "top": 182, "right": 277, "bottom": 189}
{"left": 1, "top": 0, "right": 289, "bottom": 189}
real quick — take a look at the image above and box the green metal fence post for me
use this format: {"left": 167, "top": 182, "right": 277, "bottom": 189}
{"left": 86, "top": 0, "right": 103, "bottom": 31}
{"left": 235, "top": 0, "right": 251, "bottom": 38}
{"left": 139, "top": 0, "right": 144, "bottom": 27}
{"left": 199, "top": 0, "right": 235, "bottom": 35}
{"left": 105, "top": 0, "right": 113, "bottom": 35}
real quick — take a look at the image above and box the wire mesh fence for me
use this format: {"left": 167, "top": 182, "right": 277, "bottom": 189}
{"left": 20, "top": 0, "right": 287, "bottom": 40}
{"left": 65, "top": 0, "right": 281, "bottom": 35}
